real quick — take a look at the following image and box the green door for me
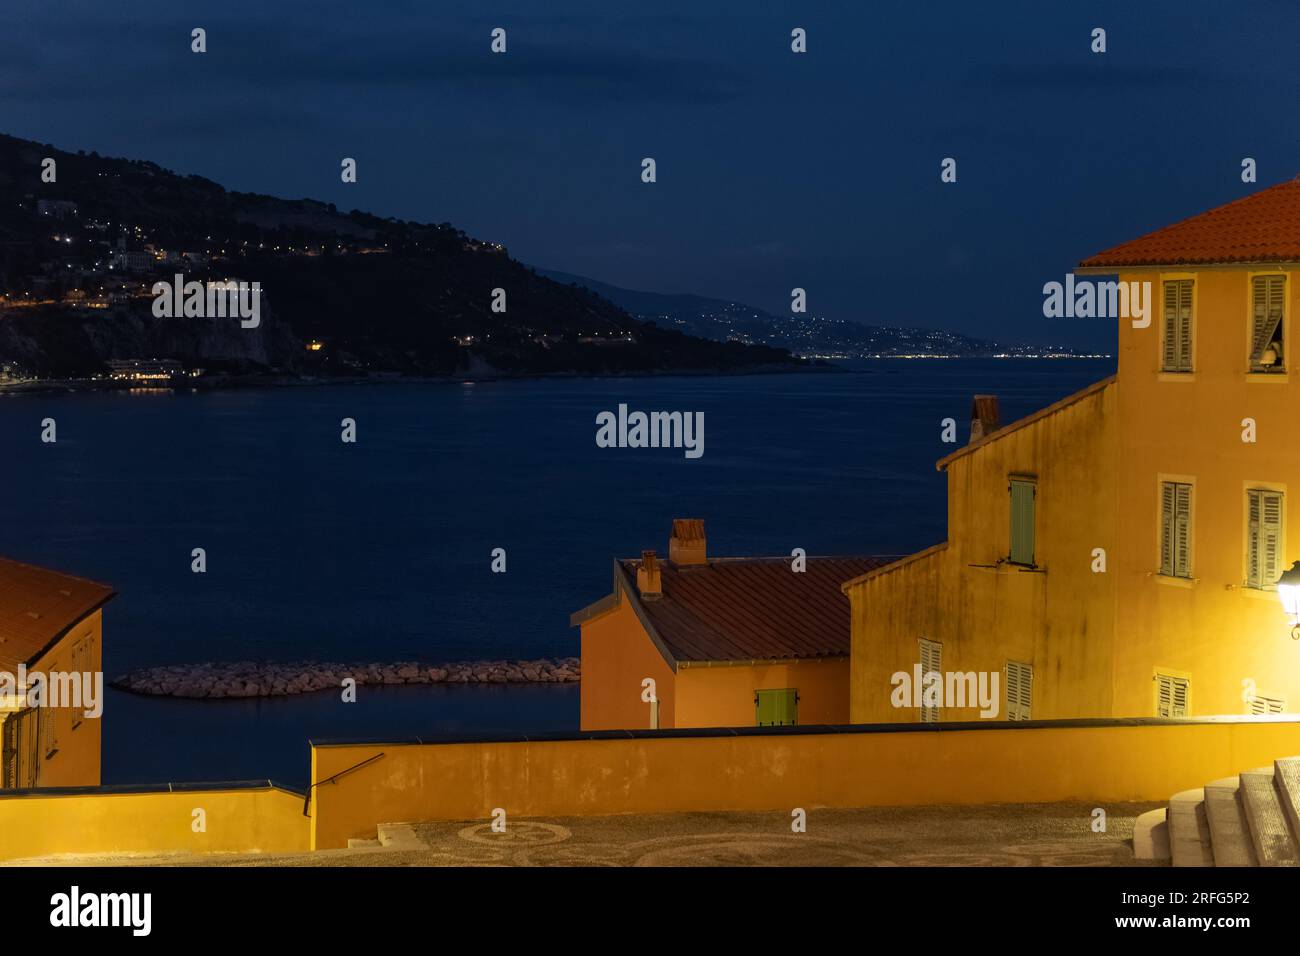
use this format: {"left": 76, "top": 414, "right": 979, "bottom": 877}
{"left": 755, "top": 688, "right": 798, "bottom": 727}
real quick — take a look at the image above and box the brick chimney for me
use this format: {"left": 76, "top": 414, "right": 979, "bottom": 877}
{"left": 636, "top": 550, "right": 662, "bottom": 599}
{"left": 970, "top": 395, "right": 1000, "bottom": 442}
{"left": 669, "top": 518, "right": 707, "bottom": 566}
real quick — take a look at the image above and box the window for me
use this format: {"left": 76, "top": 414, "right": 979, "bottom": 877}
{"left": 1249, "top": 275, "right": 1285, "bottom": 372}
{"left": 39, "top": 708, "right": 57, "bottom": 760}
{"left": 1246, "top": 489, "right": 1284, "bottom": 590}
{"left": 1162, "top": 279, "right": 1193, "bottom": 371}
{"left": 755, "top": 688, "right": 797, "bottom": 727}
{"left": 1249, "top": 694, "right": 1286, "bottom": 715}
{"left": 1008, "top": 477, "right": 1036, "bottom": 565}
{"left": 70, "top": 637, "right": 92, "bottom": 730}
{"left": 1160, "top": 481, "right": 1192, "bottom": 578}
{"left": 919, "top": 639, "right": 942, "bottom": 723}
{"left": 1005, "top": 661, "right": 1033, "bottom": 721}
{"left": 1155, "top": 673, "right": 1190, "bottom": 718}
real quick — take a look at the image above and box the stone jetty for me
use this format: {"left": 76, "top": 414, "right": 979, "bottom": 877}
{"left": 111, "top": 657, "right": 580, "bottom": 699}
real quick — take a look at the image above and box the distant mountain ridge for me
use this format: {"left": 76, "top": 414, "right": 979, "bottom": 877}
{"left": 537, "top": 269, "right": 1092, "bottom": 358}
{"left": 0, "top": 133, "right": 802, "bottom": 381}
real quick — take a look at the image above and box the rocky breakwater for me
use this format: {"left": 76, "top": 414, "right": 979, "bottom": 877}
{"left": 111, "top": 657, "right": 580, "bottom": 699}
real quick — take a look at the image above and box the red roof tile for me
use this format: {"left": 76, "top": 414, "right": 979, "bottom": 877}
{"left": 1080, "top": 179, "right": 1300, "bottom": 268}
{"left": 0, "top": 557, "right": 114, "bottom": 671}
{"left": 618, "top": 555, "right": 891, "bottom": 663}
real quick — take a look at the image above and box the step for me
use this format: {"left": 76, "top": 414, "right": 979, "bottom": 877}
{"left": 1202, "top": 777, "right": 1257, "bottom": 867}
{"left": 1274, "top": 757, "right": 1300, "bottom": 844}
{"left": 347, "top": 838, "right": 382, "bottom": 849}
{"left": 1167, "top": 789, "right": 1214, "bottom": 867}
{"left": 375, "top": 823, "right": 425, "bottom": 849}
{"left": 1239, "top": 768, "right": 1300, "bottom": 867}
{"left": 1133, "top": 807, "right": 1170, "bottom": 861}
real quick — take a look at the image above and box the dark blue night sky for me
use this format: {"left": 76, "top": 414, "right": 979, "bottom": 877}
{"left": 4, "top": 0, "right": 1294, "bottom": 349}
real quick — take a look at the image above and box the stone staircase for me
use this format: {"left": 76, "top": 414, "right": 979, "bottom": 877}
{"left": 346, "top": 822, "right": 425, "bottom": 851}
{"left": 1135, "top": 756, "right": 1300, "bottom": 866}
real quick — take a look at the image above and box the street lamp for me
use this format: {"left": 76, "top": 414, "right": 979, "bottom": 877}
{"left": 1277, "top": 560, "right": 1300, "bottom": 640}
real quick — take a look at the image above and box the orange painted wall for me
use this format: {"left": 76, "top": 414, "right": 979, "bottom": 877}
{"left": 31, "top": 609, "right": 102, "bottom": 788}
{"left": 579, "top": 595, "right": 676, "bottom": 730}
{"left": 1111, "top": 266, "right": 1300, "bottom": 717}
{"left": 676, "top": 658, "right": 849, "bottom": 727}
{"left": 309, "top": 717, "right": 1300, "bottom": 849}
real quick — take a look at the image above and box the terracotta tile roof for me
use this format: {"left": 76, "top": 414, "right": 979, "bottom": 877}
{"left": 1080, "top": 179, "right": 1300, "bottom": 268}
{"left": 0, "top": 557, "right": 114, "bottom": 671}
{"left": 618, "top": 555, "right": 891, "bottom": 663}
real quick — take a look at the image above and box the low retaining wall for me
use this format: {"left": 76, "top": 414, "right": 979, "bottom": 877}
{"left": 309, "top": 716, "right": 1300, "bottom": 849}
{"left": 0, "top": 781, "right": 309, "bottom": 861}
{"left": 112, "top": 657, "right": 580, "bottom": 698}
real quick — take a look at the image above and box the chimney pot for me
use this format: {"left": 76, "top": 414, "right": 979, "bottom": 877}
{"left": 636, "top": 550, "right": 662, "bottom": 599}
{"left": 669, "top": 518, "right": 707, "bottom": 566}
{"left": 970, "top": 395, "right": 1000, "bottom": 443}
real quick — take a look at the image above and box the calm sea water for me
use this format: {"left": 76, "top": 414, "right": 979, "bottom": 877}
{"left": 1, "top": 358, "right": 1113, "bottom": 786}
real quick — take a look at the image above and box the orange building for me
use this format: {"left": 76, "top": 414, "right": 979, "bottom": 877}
{"left": 0, "top": 557, "right": 114, "bottom": 788}
{"left": 573, "top": 519, "right": 885, "bottom": 730}
{"left": 844, "top": 178, "right": 1300, "bottom": 724}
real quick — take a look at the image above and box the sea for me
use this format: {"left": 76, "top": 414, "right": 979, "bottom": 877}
{"left": 0, "top": 358, "right": 1114, "bottom": 786}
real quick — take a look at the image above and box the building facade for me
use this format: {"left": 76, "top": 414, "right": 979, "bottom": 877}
{"left": 574, "top": 520, "right": 884, "bottom": 730}
{"left": 845, "top": 180, "right": 1300, "bottom": 724}
{"left": 0, "top": 557, "right": 114, "bottom": 789}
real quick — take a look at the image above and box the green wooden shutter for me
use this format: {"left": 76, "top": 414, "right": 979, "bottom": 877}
{"left": 919, "top": 640, "right": 942, "bottom": 723}
{"left": 755, "top": 688, "right": 797, "bottom": 727}
{"left": 1170, "top": 486, "right": 1180, "bottom": 574}
{"left": 1250, "top": 275, "right": 1285, "bottom": 366}
{"left": 1174, "top": 483, "right": 1192, "bottom": 577}
{"left": 1246, "top": 489, "right": 1281, "bottom": 589}
{"left": 1157, "top": 674, "right": 1189, "bottom": 718}
{"left": 1162, "top": 280, "right": 1193, "bottom": 371}
{"left": 1161, "top": 482, "right": 1192, "bottom": 577}
{"left": 1009, "top": 478, "right": 1036, "bottom": 565}
{"left": 1005, "top": 661, "right": 1032, "bottom": 721}
{"left": 1247, "top": 490, "right": 1263, "bottom": 587}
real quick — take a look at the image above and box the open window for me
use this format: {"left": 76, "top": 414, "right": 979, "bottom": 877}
{"left": 1249, "top": 275, "right": 1285, "bottom": 372}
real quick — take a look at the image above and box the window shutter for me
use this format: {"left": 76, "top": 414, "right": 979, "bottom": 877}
{"left": 1171, "top": 678, "right": 1189, "bottom": 717}
{"left": 1162, "top": 280, "right": 1193, "bottom": 371}
{"left": 1009, "top": 479, "right": 1036, "bottom": 565}
{"left": 919, "top": 640, "right": 941, "bottom": 723}
{"left": 1160, "top": 482, "right": 1176, "bottom": 576}
{"left": 1174, "top": 483, "right": 1192, "bottom": 577}
{"left": 755, "top": 688, "right": 798, "bottom": 727}
{"left": 1005, "top": 661, "right": 1032, "bottom": 721}
{"left": 1247, "top": 489, "right": 1283, "bottom": 589}
{"left": 1251, "top": 275, "right": 1284, "bottom": 365}
{"left": 1162, "top": 282, "right": 1179, "bottom": 369}
{"left": 1157, "top": 674, "right": 1190, "bottom": 718}
{"left": 1261, "top": 491, "right": 1283, "bottom": 587}
{"left": 1250, "top": 695, "right": 1285, "bottom": 715}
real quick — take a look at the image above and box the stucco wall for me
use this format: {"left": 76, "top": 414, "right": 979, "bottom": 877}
{"left": 1113, "top": 266, "right": 1300, "bottom": 716}
{"left": 309, "top": 717, "right": 1300, "bottom": 849}
{"left": 848, "top": 382, "right": 1118, "bottom": 723}
{"left": 580, "top": 591, "right": 677, "bottom": 730}
{"left": 676, "top": 657, "right": 849, "bottom": 727}
{"left": 0, "top": 783, "right": 309, "bottom": 861}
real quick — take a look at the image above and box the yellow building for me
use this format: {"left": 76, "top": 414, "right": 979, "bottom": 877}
{"left": 573, "top": 519, "right": 884, "bottom": 730}
{"left": 845, "top": 180, "right": 1300, "bottom": 724}
{"left": 0, "top": 557, "right": 114, "bottom": 788}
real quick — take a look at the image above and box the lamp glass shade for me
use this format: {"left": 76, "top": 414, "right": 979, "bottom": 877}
{"left": 1277, "top": 561, "right": 1300, "bottom": 618}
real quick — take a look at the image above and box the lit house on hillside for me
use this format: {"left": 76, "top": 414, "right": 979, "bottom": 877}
{"left": 844, "top": 179, "right": 1300, "bottom": 723}
{"left": 573, "top": 520, "right": 885, "bottom": 730}
{"left": 0, "top": 558, "right": 114, "bottom": 788}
